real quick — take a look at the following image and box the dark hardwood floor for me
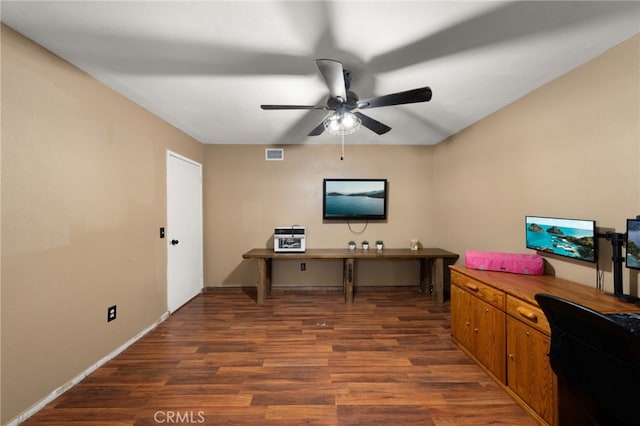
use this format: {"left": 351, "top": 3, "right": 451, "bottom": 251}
{"left": 23, "top": 288, "right": 536, "bottom": 425}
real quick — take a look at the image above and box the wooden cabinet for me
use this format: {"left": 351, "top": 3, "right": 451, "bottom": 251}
{"left": 451, "top": 282, "right": 505, "bottom": 382}
{"left": 450, "top": 285, "right": 474, "bottom": 349}
{"left": 450, "top": 265, "right": 640, "bottom": 426}
{"left": 505, "top": 296, "right": 556, "bottom": 424}
{"left": 506, "top": 316, "right": 556, "bottom": 424}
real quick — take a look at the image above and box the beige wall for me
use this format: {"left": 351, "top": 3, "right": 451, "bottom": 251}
{"left": 433, "top": 34, "right": 640, "bottom": 295}
{"left": 2, "top": 21, "right": 639, "bottom": 426}
{"left": 1, "top": 26, "right": 204, "bottom": 423}
{"left": 203, "top": 144, "right": 435, "bottom": 288}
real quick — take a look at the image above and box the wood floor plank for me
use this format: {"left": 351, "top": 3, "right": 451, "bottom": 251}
{"left": 22, "top": 289, "right": 536, "bottom": 425}
{"left": 264, "top": 404, "right": 337, "bottom": 421}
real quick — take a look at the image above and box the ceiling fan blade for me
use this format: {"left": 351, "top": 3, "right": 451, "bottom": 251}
{"left": 308, "top": 120, "right": 326, "bottom": 136}
{"left": 354, "top": 112, "right": 391, "bottom": 135}
{"left": 316, "top": 59, "right": 347, "bottom": 102}
{"left": 357, "top": 87, "right": 432, "bottom": 110}
{"left": 261, "top": 105, "right": 327, "bottom": 110}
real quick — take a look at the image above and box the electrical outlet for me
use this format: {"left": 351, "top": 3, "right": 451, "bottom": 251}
{"left": 300, "top": 262, "right": 306, "bottom": 271}
{"left": 107, "top": 305, "right": 117, "bottom": 322}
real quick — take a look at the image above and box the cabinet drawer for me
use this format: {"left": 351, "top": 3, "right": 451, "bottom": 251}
{"left": 506, "top": 296, "right": 550, "bottom": 335}
{"left": 451, "top": 271, "right": 505, "bottom": 309}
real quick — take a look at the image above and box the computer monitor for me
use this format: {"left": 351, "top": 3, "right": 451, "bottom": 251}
{"left": 525, "top": 216, "right": 596, "bottom": 263}
{"left": 626, "top": 218, "right": 640, "bottom": 270}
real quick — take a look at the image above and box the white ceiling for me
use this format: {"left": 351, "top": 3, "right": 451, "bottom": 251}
{"left": 2, "top": 1, "right": 639, "bottom": 145}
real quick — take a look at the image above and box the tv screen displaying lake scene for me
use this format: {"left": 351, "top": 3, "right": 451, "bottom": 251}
{"left": 525, "top": 216, "right": 596, "bottom": 263}
{"left": 627, "top": 219, "right": 640, "bottom": 270}
{"left": 323, "top": 179, "right": 387, "bottom": 220}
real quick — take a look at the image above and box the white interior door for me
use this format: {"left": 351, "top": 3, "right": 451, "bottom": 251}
{"left": 167, "top": 151, "right": 203, "bottom": 312}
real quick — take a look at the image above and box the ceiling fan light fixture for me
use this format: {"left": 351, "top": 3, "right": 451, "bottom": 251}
{"left": 323, "top": 111, "right": 361, "bottom": 136}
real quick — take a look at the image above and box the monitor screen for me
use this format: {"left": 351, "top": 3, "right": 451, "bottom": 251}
{"left": 526, "top": 216, "right": 596, "bottom": 263}
{"left": 323, "top": 178, "right": 387, "bottom": 220}
{"left": 626, "top": 219, "right": 640, "bottom": 270}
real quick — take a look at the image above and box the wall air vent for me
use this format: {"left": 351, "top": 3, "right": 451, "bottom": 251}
{"left": 265, "top": 148, "right": 284, "bottom": 161}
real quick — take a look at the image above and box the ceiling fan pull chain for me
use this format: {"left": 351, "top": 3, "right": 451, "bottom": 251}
{"left": 341, "top": 134, "right": 345, "bottom": 160}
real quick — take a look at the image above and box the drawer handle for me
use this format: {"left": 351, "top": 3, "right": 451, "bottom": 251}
{"left": 465, "top": 283, "right": 479, "bottom": 292}
{"left": 517, "top": 307, "right": 538, "bottom": 322}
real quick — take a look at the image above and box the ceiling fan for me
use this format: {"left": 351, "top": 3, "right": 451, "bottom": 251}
{"left": 260, "top": 59, "right": 432, "bottom": 136}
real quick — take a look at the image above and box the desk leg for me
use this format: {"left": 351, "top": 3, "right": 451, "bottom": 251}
{"left": 432, "top": 258, "right": 444, "bottom": 304}
{"left": 257, "top": 258, "right": 268, "bottom": 304}
{"left": 419, "top": 258, "right": 432, "bottom": 295}
{"left": 266, "top": 258, "right": 272, "bottom": 295}
{"left": 344, "top": 258, "right": 355, "bottom": 304}
{"left": 420, "top": 258, "right": 446, "bottom": 303}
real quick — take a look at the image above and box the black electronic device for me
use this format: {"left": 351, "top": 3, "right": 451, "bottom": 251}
{"left": 323, "top": 178, "right": 387, "bottom": 221}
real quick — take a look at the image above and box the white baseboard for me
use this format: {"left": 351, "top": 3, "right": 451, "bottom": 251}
{"left": 6, "top": 311, "right": 170, "bottom": 426}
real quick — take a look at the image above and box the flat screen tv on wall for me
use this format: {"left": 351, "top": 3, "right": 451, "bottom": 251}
{"left": 525, "top": 216, "right": 597, "bottom": 263}
{"left": 323, "top": 178, "right": 387, "bottom": 220}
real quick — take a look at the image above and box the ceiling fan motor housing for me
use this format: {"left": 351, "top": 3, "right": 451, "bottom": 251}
{"left": 327, "top": 91, "right": 359, "bottom": 110}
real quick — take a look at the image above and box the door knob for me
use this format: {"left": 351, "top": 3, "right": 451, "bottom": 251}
{"left": 171, "top": 239, "right": 179, "bottom": 245}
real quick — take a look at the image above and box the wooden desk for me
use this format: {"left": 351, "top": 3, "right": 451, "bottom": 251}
{"left": 242, "top": 248, "right": 459, "bottom": 304}
{"left": 449, "top": 265, "right": 640, "bottom": 425}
